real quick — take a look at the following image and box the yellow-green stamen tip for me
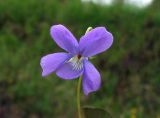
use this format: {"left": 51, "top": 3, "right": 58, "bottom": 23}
{"left": 85, "top": 27, "right": 93, "bottom": 34}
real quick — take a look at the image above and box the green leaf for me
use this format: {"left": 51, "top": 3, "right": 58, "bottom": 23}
{"left": 82, "top": 106, "right": 112, "bottom": 118}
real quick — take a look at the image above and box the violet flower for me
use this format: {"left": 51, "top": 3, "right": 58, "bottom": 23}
{"left": 40, "top": 24, "right": 113, "bottom": 95}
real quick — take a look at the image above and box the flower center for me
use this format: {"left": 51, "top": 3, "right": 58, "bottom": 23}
{"left": 77, "top": 54, "right": 81, "bottom": 59}
{"left": 68, "top": 55, "right": 84, "bottom": 70}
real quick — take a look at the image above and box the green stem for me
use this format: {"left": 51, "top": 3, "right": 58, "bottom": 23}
{"left": 76, "top": 27, "right": 92, "bottom": 118}
{"left": 77, "top": 75, "right": 82, "bottom": 118}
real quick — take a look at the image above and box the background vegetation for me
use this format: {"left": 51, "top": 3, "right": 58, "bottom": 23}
{"left": 0, "top": 0, "right": 160, "bottom": 117}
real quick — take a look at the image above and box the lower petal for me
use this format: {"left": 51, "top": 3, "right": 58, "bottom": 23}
{"left": 56, "top": 61, "right": 83, "bottom": 80}
{"left": 40, "top": 52, "right": 71, "bottom": 77}
{"left": 82, "top": 60, "right": 101, "bottom": 95}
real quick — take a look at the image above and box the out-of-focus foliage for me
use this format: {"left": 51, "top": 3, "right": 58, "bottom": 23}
{"left": 0, "top": 0, "right": 160, "bottom": 117}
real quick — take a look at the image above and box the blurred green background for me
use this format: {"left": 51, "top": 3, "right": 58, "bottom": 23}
{"left": 0, "top": 0, "right": 160, "bottom": 118}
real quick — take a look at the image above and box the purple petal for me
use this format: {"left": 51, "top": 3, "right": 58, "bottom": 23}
{"left": 56, "top": 61, "right": 83, "bottom": 80}
{"left": 82, "top": 60, "right": 101, "bottom": 95}
{"left": 50, "top": 24, "right": 79, "bottom": 54}
{"left": 40, "top": 52, "right": 71, "bottom": 77}
{"left": 79, "top": 27, "right": 113, "bottom": 57}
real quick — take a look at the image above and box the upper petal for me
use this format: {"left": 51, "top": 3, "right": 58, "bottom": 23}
{"left": 56, "top": 60, "right": 83, "bottom": 80}
{"left": 79, "top": 27, "right": 113, "bottom": 57}
{"left": 50, "top": 24, "right": 79, "bottom": 54}
{"left": 82, "top": 60, "right": 101, "bottom": 95}
{"left": 40, "top": 52, "right": 71, "bottom": 77}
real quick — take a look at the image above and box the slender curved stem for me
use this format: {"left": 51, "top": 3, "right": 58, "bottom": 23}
{"left": 76, "top": 27, "right": 92, "bottom": 118}
{"left": 77, "top": 75, "right": 82, "bottom": 118}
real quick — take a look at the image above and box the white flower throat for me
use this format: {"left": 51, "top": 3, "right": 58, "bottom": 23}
{"left": 68, "top": 55, "right": 85, "bottom": 70}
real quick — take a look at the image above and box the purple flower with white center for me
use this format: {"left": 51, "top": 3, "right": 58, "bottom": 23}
{"left": 40, "top": 24, "right": 113, "bottom": 95}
